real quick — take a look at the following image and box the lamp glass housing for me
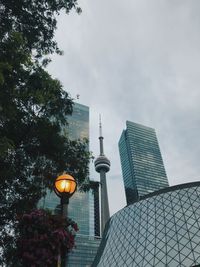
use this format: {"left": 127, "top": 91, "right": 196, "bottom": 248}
{"left": 55, "top": 174, "right": 77, "bottom": 195}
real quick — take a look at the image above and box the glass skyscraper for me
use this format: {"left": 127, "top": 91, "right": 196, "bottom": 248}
{"left": 39, "top": 103, "right": 101, "bottom": 266}
{"left": 118, "top": 121, "right": 169, "bottom": 205}
{"left": 92, "top": 121, "right": 200, "bottom": 266}
{"left": 39, "top": 103, "right": 93, "bottom": 235}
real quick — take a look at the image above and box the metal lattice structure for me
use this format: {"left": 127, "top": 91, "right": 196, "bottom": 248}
{"left": 93, "top": 182, "right": 200, "bottom": 267}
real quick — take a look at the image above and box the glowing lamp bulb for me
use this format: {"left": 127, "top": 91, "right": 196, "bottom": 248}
{"left": 54, "top": 174, "right": 77, "bottom": 195}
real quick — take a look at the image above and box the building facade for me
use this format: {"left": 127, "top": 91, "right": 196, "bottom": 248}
{"left": 39, "top": 103, "right": 100, "bottom": 266}
{"left": 93, "top": 182, "right": 200, "bottom": 267}
{"left": 118, "top": 121, "right": 169, "bottom": 204}
{"left": 68, "top": 235, "right": 101, "bottom": 267}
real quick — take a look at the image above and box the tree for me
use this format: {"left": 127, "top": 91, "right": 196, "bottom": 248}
{"left": 0, "top": 0, "right": 81, "bottom": 58}
{"left": 0, "top": 0, "right": 89, "bottom": 265}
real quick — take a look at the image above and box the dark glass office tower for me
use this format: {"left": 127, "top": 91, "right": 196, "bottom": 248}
{"left": 38, "top": 103, "right": 101, "bottom": 266}
{"left": 118, "top": 121, "right": 169, "bottom": 205}
{"left": 39, "top": 103, "right": 93, "bottom": 235}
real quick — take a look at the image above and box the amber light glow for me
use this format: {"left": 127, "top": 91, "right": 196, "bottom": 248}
{"left": 55, "top": 174, "right": 77, "bottom": 195}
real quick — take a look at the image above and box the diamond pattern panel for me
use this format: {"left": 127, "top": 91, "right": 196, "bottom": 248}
{"left": 93, "top": 184, "right": 200, "bottom": 267}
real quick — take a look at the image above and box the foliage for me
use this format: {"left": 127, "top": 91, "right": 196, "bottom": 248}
{"left": 0, "top": 0, "right": 81, "bottom": 59}
{"left": 0, "top": 0, "right": 90, "bottom": 265}
{"left": 16, "top": 209, "right": 79, "bottom": 267}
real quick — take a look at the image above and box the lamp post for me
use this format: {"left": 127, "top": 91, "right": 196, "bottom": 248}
{"left": 54, "top": 173, "right": 77, "bottom": 267}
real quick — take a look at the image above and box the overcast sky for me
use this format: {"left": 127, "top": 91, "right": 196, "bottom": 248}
{"left": 48, "top": 0, "right": 200, "bottom": 215}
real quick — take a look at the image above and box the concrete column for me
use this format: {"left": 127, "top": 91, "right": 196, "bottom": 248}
{"left": 100, "top": 170, "right": 110, "bottom": 234}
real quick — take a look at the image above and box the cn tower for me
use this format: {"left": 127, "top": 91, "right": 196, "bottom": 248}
{"left": 94, "top": 116, "right": 110, "bottom": 235}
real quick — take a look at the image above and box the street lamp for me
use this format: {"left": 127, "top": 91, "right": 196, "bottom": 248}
{"left": 54, "top": 173, "right": 77, "bottom": 267}
{"left": 54, "top": 173, "right": 77, "bottom": 217}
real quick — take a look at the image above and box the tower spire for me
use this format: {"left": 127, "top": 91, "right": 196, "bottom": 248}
{"left": 99, "top": 114, "right": 104, "bottom": 155}
{"left": 94, "top": 116, "right": 110, "bottom": 235}
{"left": 99, "top": 114, "right": 102, "bottom": 137}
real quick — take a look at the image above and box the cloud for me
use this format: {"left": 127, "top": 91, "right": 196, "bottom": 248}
{"left": 48, "top": 0, "right": 200, "bottom": 215}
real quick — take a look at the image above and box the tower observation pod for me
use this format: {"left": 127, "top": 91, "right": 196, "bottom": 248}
{"left": 94, "top": 116, "right": 110, "bottom": 235}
